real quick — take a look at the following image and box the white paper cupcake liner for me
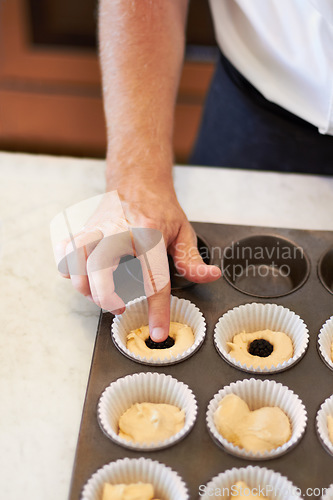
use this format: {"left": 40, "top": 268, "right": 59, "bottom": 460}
{"left": 206, "top": 378, "right": 307, "bottom": 460}
{"left": 81, "top": 457, "right": 189, "bottom": 500}
{"left": 200, "top": 465, "right": 302, "bottom": 499}
{"left": 318, "top": 316, "right": 333, "bottom": 371}
{"left": 322, "top": 484, "right": 333, "bottom": 500}
{"left": 214, "top": 302, "right": 309, "bottom": 373}
{"left": 97, "top": 372, "right": 197, "bottom": 451}
{"left": 316, "top": 394, "right": 333, "bottom": 457}
{"left": 111, "top": 295, "right": 206, "bottom": 365}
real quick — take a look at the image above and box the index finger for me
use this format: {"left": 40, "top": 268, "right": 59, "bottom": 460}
{"left": 133, "top": 228, "right": 170, "bottom": 342}
{"left": 147, "top": 282, "right": 171, "bottom": 342}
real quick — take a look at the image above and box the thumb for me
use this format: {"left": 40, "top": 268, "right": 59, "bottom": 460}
{"left": 170, "top": 223, "right": 221, "bottom": 283}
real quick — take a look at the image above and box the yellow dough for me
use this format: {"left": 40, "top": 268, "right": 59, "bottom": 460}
{"left": 118, "top": 402, "right": 185, "bottom": 444}
{"left": 331, "top": 341, "right": 333, "bottom": 362}
{"left": 214, "top": 394, "right": 291, "bottom": 453}
{"left": 327, "top": 415, "right": 333, "bottom": 445}
{"left": 230, "top": 481, "right": 268, "bottom": 499}
{"left": 102, "top": 482, "right": 160, "bottom": 500}
{"left": 227, "top": 330, "right": 293, "bottom": 368}
{"left": 126, "top": 322, "right": 194, "bottom": 360}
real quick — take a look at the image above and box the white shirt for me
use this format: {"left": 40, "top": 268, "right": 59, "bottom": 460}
{"left": 209, "top": 0, "right": 333, "bottom": 135}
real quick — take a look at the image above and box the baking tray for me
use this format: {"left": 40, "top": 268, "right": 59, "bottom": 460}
{"left": 68, "top": 222, "right": 333, "bottom": 499}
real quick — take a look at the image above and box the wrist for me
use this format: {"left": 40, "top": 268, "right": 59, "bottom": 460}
{"left": 106, "top": 171, "right": 176, "bottom": 202}
{"left": 105, "top": 147, "right": 174, "bottom": 194}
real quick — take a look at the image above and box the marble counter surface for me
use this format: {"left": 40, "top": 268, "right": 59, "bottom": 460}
{"left": 1, "top": 151, "right": 333, "bottom": 500}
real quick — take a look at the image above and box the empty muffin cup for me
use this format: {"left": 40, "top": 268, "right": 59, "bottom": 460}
{"left": 318, "top": 248, "right": 333, "bottom": 295}
{"left": 111, "top": 295, "right": 206, "bottom": 365}
{"left": 81, "top": 457, "right": 189, "bottom": 500}
{"left": 222, "top": 234, "right": 310, "bottom": 298}
{"left": 316, "top": 394, "right": 333, "bottom": 457}
{"left": 318, "top": 316, "right": 333, "bottom": 371}
{"left": 97, "top": 372, "right": 197, "bottom": 451}
{"left": 214, "top": 302, "right": 309, "bottom": 373}
{"left": 200, "top": 465, "right": 302, "bottom": 499}
{"left": 206, "top": 378, "right": 307, "bottom": 460}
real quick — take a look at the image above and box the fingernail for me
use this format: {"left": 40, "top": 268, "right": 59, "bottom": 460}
{"left": 112, "top": 307, "right": 126, "bottom": 315}
{"left": 151, "top": 327, "right": 166, "bottom": 342}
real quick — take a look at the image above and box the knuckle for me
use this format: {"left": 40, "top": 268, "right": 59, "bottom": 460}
{"left": 54, "top": 239, "right": 68, "bottom": 255}
{"left": 86, "top": 253, "right": 99, "bottom": 273}
{"left": 137, "top": 217, "right": 161, "bottom": 231}
{"left": 70, "top": 273, "right": 89, "bottom": 293}
{"left": 144, "top": 221, "right": 159, "bottom": 230}
{"left": 96, "top": 294, "right": 116, "bottom": 311}
{"left": 73, "top": 280, "right": 89, "bottom": 295}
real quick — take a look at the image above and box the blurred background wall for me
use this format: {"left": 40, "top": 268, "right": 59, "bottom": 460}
{"left": 0, "top": 0, "right": 217, "bottom": 163}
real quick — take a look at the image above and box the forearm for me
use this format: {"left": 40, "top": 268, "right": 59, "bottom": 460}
{"left": 98, "top": 0, "right": 189, "bottom": 191}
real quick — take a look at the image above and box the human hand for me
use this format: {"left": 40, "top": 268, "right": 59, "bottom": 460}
{"left": 54, "top": 179, "right": 221, "bottom": 342}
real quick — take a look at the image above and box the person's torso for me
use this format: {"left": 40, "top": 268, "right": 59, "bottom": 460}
{"left": 209, "top": 0, "right": 333, "bottom": 134}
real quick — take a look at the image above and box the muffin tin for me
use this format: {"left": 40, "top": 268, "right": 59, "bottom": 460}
{"left": 68, "top": 222, "right": 333, "bottom": 499}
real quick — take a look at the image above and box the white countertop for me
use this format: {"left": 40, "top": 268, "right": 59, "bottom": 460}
{"left": 1, "top": 151, "right": 333, "bottom": 500}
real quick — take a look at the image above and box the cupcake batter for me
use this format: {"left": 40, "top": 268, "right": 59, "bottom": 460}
{"left": 231, "top": 481, "right": 268, "bottom": 499}
{"left": 327, "top": 415, "right": 333, "bottom": 445}
{"left": 102, "top": 482, "right": 159, "bottom": 500}
{"left": 118, "top": 402, "right": 185, "bottom": 444}
{"left": 214, "top": 394, "right": 291, "bottom": 453}
{"left": 227, "top": 330, "right": 293, "bottom": 369}
{"left": 126, "top": 322, "right": 194, "bottom": 360}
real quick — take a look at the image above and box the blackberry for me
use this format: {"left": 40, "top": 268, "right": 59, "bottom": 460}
{"left": 248, "top": 339, "right": 273, "bottom": 357}
{"left": 145, "top": 336, "right": 175, "bottom": 349}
